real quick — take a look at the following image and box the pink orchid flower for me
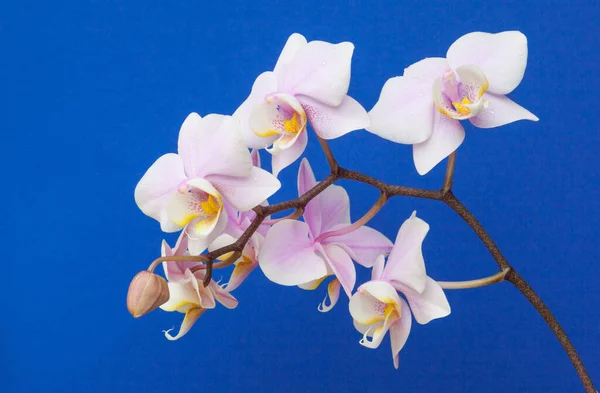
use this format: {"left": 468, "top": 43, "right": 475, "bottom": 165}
{"left": 159, "top": 231, "right": 238, "bottom": 341}
{"left": 134, "top": 113, "right": 281, "bottom": 255}
{"left": 259, "top": 158, "right": 392, "bottom": 311}
{"left": 368, "top": 31, "right": 538, "bottom": 175}
{"left": 234, "top": 33, "right": 370, "bottom": 176}
{"left": 349, "top": 212, "right": 450, "bottom": 368}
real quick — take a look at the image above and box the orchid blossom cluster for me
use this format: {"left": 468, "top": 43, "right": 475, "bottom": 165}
{"left": 128, "top": 31, "right": 538, "bottom": 368}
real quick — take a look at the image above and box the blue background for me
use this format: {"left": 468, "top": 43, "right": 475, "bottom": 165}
{"left": 3, "top": 1, "right": 599, "bottom": 392}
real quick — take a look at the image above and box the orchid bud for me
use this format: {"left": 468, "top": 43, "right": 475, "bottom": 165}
{"left": 127, "top": 271, "right": 170, "bottom": 318}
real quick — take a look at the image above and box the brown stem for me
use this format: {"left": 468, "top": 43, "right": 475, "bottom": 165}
{"left": 316, "top": 135, "right": 338, "bottom": 173}
{"left": 505, "top": 269, "right": 596, "bottom": 392}
{"left": 442, "top": 151, "right": 456, "bottom": 195}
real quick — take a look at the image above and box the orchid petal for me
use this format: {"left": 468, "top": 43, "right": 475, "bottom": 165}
{"left": 470, "top": 92, "right": 539, "bottom": 128}
{"left": 251, "top": 149, "right": 261, "bottom": 167}
{"left": 390, "top": 299, "right": 412, "bottom": 369}
{"left": 297, "top": 94, "right": 370, "bottom": 139}
{"left": 297, "top": 158, "right": 321, "bottom": 235}
{"left": 318, "top": 185, "right": 351, "bottom": 232}
{"left": 383, "top": 211, "right": 429, "bottom": 294}
{"left": 325, "top": 225, "right": 392, "bottom": 268}
{"left": 274, "top": 33, "right": 308, "bottom": 78}
{"left": 298, "top": 276, "right": 328, "bottom": 290}
{"left": 447, "top": 31, "right": 528, "bottom": 95}
{"left": 209, "top": 282, "right": 238, "bottom": 309}
{"left": 318, "top": 244, "right": 356, "bottom": 298}
{"left": 164, "top": 307, "right": 206, "bottom": 341}
{"left": 372, "top": 254, "right": 385, "bottom": 281}
{"left": 197, "top": 281, "right": 216, "bottom": 309}
{"left": 225, "top": 258, "right": 257, "bottom": 292}
{"left": 201, "top": 115, "right": 253, "bottom": 178}
{"left": 318, "top": 279, "right": 341, "bottom": 313}
{"left": 279, "top": 40, "right": 354, "bottom": 107}
{"left": 207, "top": 167, "right": 281, "bottom": 212}
{"left": 134, "top": 153, "right": 186, "bottom": 232}
{"left": 160, "top": 271, "right": 201, "bottom": 312}
{"left": 161, "top": 234, "right": 201, "bottom": 282}
{"left": 271, "top": 127, "right": 308, "bottom": 177}
{"left": 392, "top": 277, "right": 450, "bottom": 325}
{"left": 259, "top": 220, "right": 328, "bottom": 285}
{"left": 233, "top": 72, "right": 280, "bottom": 149}
{"left": 367, "top": 76, "right": 436, "bottom": 144}
{"left": 403, "top": 57, "right": 450, "bottom": 80}
{"left": 413, "top": 111, "right": 465, "bottom": 175}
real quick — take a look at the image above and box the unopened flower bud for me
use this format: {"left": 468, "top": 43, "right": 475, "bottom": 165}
{"left": 127, "top": 271, "right": 170, "bottom": 318}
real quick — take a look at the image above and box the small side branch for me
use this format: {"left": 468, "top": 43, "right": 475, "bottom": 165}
{"left": 438, "top": 268, "right": 509, "bottom": 289}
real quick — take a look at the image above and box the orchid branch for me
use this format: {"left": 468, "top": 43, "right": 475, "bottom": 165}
{"left": 437, "top": 268, "right": 509, "bottom": 289}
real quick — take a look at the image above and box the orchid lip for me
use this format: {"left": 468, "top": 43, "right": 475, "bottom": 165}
{"left": 166, "top": 178, "right": 224, "bottom": 229}
{"left": 249, "top": 92, "right": 307, "bottom": 154}
{"left": 433, "top": 65, "right": 489, "bottom": 120}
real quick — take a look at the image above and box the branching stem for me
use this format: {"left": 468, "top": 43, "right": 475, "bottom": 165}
{"left": 144, "top": 140, "right": 594, "bottom": 392}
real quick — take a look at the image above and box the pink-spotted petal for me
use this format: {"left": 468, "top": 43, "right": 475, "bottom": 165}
{"left": 367, "top": 76, "right": 436, "bottom": 144}
{"left": 271, "top": 128, "right": 308, "bottom": 177}
{"left": 349, "top": 289, "right": 385, "bottom": 326}
{"left": 391, "top": 299, "right": 412, "bottom": 369}
{"left": 382, "top": 211, "right": 429, "bottom": 294}
{"left": 432, "top": 66, "right": 489, "bottom": 121}
{"left": 318, "top": 278, "right": 341, "bottom": 313}
{"left": 447, "top": 31, "right": 528, "bottom": 95}
{"left": 207, "top": 166, "right": 281, "bottom": 212}
{"left": 233, "top": 72, "right": 280, "bottom": 149}
{"left": 164, "top": 307, "right": 206, "bottom": 341}
{"left": 392, "top": 277, "right": 450, "bottom": 325}
{"left": 318, "top": 243, "right": 356, "bottom": 298}
{"left": 279, "top": 40, "right": 354, "bottom": 107}
{"left": 134, "top": 153, "right": 186, "bottom": 232}
{"left": 297, "top": 158, "right": 321, "bottom": 235}
{"left": 470, "top": 92, "right": 539, "bottom": 128}
{"left": 249, "top": 93, "right": 306, "bottom": 139}
{"left": 413, "top": 111, "right": 465, "bottom": 175}
{"left": 325, "top": 225, "right": 393, "bottom": 268}
{"left": 259, "top": 220, "right": 328, "bottom": 286}
{"left": 297, "top": 94, "right": 370, "bottom": 139}
{"left": 273, "top": 33, "right": 308, "bottom": 78}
